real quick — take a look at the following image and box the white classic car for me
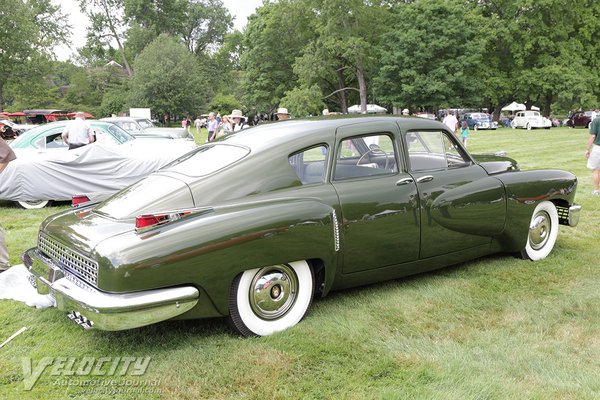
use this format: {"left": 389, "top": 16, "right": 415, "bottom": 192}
{"left": 100, "top": 117, "right": 192, "bottom": 140}
{"left": 511, "top": 111, "right": 552, "bottom": 130}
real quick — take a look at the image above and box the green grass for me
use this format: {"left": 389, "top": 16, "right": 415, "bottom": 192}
{"left": 1, "top": 126, "right": 599, "bottom": 399}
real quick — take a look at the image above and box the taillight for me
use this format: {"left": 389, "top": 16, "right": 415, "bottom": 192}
{"left": 72, "top": 195, "right": 91, "bottom": 207}
{"left": 135, "top": 212, "right": 190, "bottom": 231}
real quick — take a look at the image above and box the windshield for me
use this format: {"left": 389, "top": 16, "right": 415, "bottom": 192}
{"left": 162, "top": 144, "right": 249, "bottom": 177}
{"left": 136, "top": 119, "right": 154, "bottom": 129}
{"left": 101, "top": 123, "right": 135, "bottom": 144}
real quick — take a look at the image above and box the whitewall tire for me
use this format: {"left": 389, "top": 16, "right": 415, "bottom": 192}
{"left": 16, "top": 200, "right": 50, "bottom": 209}
{"left": 520, "top": 201, "right": 559, "bottom": 261}
{"left": 228, "top": 261, "right": 314, "bottom": 336}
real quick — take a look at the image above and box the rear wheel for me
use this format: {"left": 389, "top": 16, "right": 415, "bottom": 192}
{"left": 16, "top": 200, "right": 50, "bottom": 209}
{"left": 526, "top": 123, "right": 532, "bottom": 131}
{"left": 520, "top": 201, "right": 558, "bottom": 261}
{"left": 228, "top": 261, "right": 314, "bottom": 336}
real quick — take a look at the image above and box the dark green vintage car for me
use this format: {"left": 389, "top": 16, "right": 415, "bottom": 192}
{"left": 23, "top": 117, "right": 581, "bottom": 336}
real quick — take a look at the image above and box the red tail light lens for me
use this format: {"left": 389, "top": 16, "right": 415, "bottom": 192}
{"left": 72, "top": 195, "right": 91, "bottom": 207}
{"left": 135, "top": 212, "right": 191, "bottom": 231}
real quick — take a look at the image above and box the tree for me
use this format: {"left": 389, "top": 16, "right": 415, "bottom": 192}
{"left": 0, "top": 0, "right": 69, "bottom": 110}
{"left": 128, "top": 34, "right": 208, "bottom": 117}
{"left": 79, "top": 0, "right": 133, "bottom": 76}
{"left": 182, "top": 0, "right": 233, "bottom": 55}
{"left": 306, "top": 0, "right": 391, "bottom": 113}
{"left": 375, "top": 0, "right": 487, "bottom": 112}
{"left": 240, "top": 1, "right": 316, "bottom": 114}
{"left": 280, "top": 85, "right": 326, "bottom": 117}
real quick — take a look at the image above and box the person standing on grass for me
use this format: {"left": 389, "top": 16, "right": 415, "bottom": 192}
{"left": 586, "top": 111, "right": 600, "bottom": 196}
{"left": 459, "top": 120, "right": 469, "bottom": 148}
{"left": 0, "top": 138, "right": 16, "bottom": 272}
{"left": 194, "top": 116, "right": 202, "bottom": 135}
{"left": 207, "top": 112, "right": 219, "bottom": 141}
{"left": 61, "top": 111, "right": 94, "bottom": 150}
{"left": 443, "top": 111, "right": 459, "bottom": 134}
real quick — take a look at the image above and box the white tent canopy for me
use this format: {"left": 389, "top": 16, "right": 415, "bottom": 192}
{"left": 348, "top": 104, "right": 387, "bottom": 114}
{"left": 501, "top": 101, "right": 540, "bottom": 112}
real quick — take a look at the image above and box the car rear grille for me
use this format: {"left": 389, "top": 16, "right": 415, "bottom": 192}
{"left": 38, "top": 232, "right": 98, "bottom": 286}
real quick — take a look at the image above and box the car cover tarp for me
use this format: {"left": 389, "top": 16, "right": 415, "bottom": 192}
{"left": 0, "top": 142, "right": 188, "bottom": 202}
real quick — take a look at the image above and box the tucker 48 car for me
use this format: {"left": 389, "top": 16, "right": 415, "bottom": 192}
{"left": 23, "top": 117, "right": 581, "bottom": 336}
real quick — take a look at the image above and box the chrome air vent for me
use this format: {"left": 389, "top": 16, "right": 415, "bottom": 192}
{"left": 38, "top": 232, "right": 98, "bottom": 286}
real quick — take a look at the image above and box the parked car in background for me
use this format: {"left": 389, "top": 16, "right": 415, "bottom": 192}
{"left": 23, "top": 117, "right": 580, "bottom": 336}
{"left": 4, "top": 121, "right": 196, "bottom": 208}
{"left": 565, "top": 111, "right": 598, "bottom": 128}
{"left": 10, "top": 120, "right": 134, "bottom": 150}
{"left": 100, "top": 117, "right": 192, "bottom": 140}
{"left": 511, "top": 110, "right": 552, "bottom": 130}
{"left": 0, "top": 119, "right": 22, "bottom": 140}
{"left": 462, "top": 113, "right": 498, "bottom": 130}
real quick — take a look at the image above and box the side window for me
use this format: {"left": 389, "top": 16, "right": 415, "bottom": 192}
{"left": 334, "top": 134, "right": 397, "bottom": 180}
{"left": 407, "top": 131, "right": 470, "bottom": 171}
{"left": 288, "top": 145, "right": 328, "bottom": 185}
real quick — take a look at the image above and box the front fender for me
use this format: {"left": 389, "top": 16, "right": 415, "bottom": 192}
{"left": 492, "top": 169, "right": 577, "bottom": 251}
{"left": 94, "top": 197, "right": 339, "bottom": 315}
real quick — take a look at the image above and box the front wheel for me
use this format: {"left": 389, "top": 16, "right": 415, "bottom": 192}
{"left": 526, "top": 123, "right": 532, "bottom": 131}
{"left": 228, "top": 261, "right": 314, "bottom": 336}
{"left": 16, "top": 200, "right": 51, "bottom": 209}
{"left": 520, "top": 201, "right": 559, "bottom": 261}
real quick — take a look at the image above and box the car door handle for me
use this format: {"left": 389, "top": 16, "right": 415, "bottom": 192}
{"left": 416, "top": 175, "right": 434, "bottom": 183}
{"left": 396, "top": 177, "right": 414, "bottom": 186}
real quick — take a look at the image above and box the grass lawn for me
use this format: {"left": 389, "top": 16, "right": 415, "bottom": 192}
{"left": 1, "top": 126, "right": 599, "bottom": 399}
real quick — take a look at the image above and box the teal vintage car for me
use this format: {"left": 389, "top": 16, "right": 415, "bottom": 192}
{"left": 23, "top": 117, "right": 581, "bottom": 336}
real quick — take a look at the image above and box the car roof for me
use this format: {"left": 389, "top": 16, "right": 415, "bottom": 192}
{"left": 217, "top": 116, "right": 446, "bottom": 153}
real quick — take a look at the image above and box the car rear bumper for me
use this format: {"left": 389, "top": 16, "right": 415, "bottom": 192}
{"left": 22, "top": 248, "right": 199, "bottom": 331}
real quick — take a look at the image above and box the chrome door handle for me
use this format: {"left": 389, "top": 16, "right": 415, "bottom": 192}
{"left": 396, "top": 177, "right": 414, "bottom": 186}
{"left": 416, "top": 175, "right": 434, "bottom": 183}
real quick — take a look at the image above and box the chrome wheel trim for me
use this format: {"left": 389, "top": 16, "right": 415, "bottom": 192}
{"left": 249, "top": 265, "right": 299, "bottom": 320}
{"left": 521, "top": 201, "right": 559, "bottom": 261}
{"left": 528, "top": 211, "right": 551, "bottom": 250}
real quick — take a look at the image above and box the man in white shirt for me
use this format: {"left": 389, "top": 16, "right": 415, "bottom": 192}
{"left": 443, "top": 111, "right": 459, "bottom": 133}
{"left": 62, "top": 112, "right": 94, "bottom": 150}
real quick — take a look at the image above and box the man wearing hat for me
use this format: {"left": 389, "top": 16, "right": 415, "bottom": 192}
{"left": 277, "top": 107, "right": 290, "bottom": 121}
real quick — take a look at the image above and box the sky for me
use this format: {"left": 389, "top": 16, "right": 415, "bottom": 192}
{"left": 53, "top": 0, "right": 263, "bottom": 61}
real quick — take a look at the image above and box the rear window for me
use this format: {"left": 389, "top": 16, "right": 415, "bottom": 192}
{"left": 162, "top": 144, "right": 249, "bottom": 177}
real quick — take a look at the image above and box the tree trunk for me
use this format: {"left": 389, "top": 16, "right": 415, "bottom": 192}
{"left": 543, "top": 92, "right": 553, "bottom": 117}
{"left": 355, "top": 66, "right": 367, "bottom": 114}
{"left": 100, "top": 0, "right": 132, "bottom": 76}
{"left": 336, "top": 67, "right": 348, "bottom": 114}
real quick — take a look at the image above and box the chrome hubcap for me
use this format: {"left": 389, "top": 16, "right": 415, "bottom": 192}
{"left": 249, "top": 265, "right": 298, "bottom": 320}
{"left": 529, "top": 211, "right": 551, "bottom": 250}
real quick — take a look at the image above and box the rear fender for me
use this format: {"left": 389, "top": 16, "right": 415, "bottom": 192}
{"left": 95, "top": 198, "right": 340, "bottom": 315}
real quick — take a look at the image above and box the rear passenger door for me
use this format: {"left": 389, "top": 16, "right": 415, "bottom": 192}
{"left": 332, "top": 121, "right": 420, "bottom": 274}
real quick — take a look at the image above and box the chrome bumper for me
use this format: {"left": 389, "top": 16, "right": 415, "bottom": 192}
{"left": 22, "top": 248, "right": 199, "bottom": 331}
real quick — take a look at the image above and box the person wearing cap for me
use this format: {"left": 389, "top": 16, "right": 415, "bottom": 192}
{"left": 0, "top": 138, "right": 16, "bottom": 271}
{"left": 229, "top": 109, "right": 247, "bottom": 132}
{"left": 277, "top": 107, "right": 290, "bottom": 121}
{"left": 62, "top": 111, "right": 95, "bottom": 150}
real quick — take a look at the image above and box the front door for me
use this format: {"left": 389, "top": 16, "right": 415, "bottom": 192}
{"left": 405, "top": 129, "right": 506, "bottom": 259}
